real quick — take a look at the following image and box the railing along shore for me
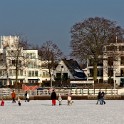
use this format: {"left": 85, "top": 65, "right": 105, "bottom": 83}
{"left": 0, "top": 88, "right": 119, "bottom": 97}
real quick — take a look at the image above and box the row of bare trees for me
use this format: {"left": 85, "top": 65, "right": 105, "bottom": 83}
{"left": 2, "top": 16, "right": 124, "bottom": 87}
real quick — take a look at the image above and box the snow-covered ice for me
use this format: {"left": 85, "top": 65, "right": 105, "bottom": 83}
{"left": 0, "top": 100, "right": 124, "bottom": 124}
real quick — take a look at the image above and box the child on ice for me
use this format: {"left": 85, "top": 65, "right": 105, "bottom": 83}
{"left": 1, "top": 98, "right": 4, "bottom": 106}
{"left": 58, "top": 93, "right": 62, "bottom": 105}
{"left": 67, "top": 94, "right": 73, "bottom": 105}
{"left": 18, "top": 97, "right": 21, "bottom": 106}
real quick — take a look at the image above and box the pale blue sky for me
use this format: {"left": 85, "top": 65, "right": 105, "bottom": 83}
{"left": 0, "top": 0, "right": 124, "bottom": 56}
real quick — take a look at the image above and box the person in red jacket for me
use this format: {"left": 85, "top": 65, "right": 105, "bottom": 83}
{"left": 11, "top": 90, "right": 16, "bottom": 103}
{"left": 51, "top": 89, "right": 57, "bottom": 106}
{"left": 1, "top": 98, "right": 4, "bottom": 106}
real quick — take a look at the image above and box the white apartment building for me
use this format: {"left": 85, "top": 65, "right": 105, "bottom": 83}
{"left": 0, "top": 36, "right": 50, "bottom": 86}
{"left": 87, "top": 41, "right": 124, "bottom": 86}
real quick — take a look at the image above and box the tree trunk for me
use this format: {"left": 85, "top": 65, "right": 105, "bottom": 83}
{"left": 93, "top": 62, "right": 97, "bottom": 83}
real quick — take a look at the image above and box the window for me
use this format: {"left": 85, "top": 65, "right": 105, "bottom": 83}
{"left": 32, "top": 71, "right": 34, "bottom": 77}
{"left": 19, "top": 70, "right": 23, "bottom": 76}
{"left": 63, "top": 73, "right": 68, "bottom": 80}
{"left": 89, "top": 59, "right": 94, "bottom": 66}
{"left": 12, "top": 60, "right": 15, "bottom": 65}
{"left": 28, "top": 61, "right": 37, "bottom": 68}
{"left": 106, "top": 46, "right": 117, "bottom": 51}
{"left": 97, "top": 68, "right": 103, "bottom": 76}
{"left": 35, "top": 71, "right": 38, "bottom": 76}
{"left": 0, "top": 70, "right": 2, "bottom": 76}
{"left": 108, "top": 57, "right": 113, "bottom": 66}
{"left": 56, "top": 73, "right": 61, "bottom": 79}
{"left": 13, "top": 70, "right": 16, "bottom": 76}
{"left": 121, "top": 56, "right": 124, "bottom": 65}
{"left": 9, "top": 70, "right": 12, "bottom": 76}
{"left": 42, "top": 71, "right": 49, "bottom": 77}
{"left": 121, "top": 68, "right": 124, "bottom": 76}
{"left": 12, "top": 60, "right": 21, "bottom": 66}
{"left": 119, "top": 46, "right": 124, "bottom": 51}
{"left": 108, "top": 68, "right": 113, "bottom": 77}
{"left": 28, "top": 70, "right": 38, "bottom": 77}
{"left": 26, "top": 53, "right": 36, "bottom": 59}
{"left": 28, "top": 71, "right": 31, "bottom": 77}
{"left": 97, "top": 59, "right": 103, "bottom": 66}
{"left": 89, "top": 69, "right": 93, "bottom": 77}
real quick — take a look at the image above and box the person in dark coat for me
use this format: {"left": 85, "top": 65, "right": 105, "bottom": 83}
{"left": 51, "top": 89, "right": 57, "bottom": 106}
{"left": 96, "top": 91, "right": 101, "bottom": 105}
{"left": 100, "top": 91, "right": 106, "bottom": 105}
{"left": 24, "top": 91, "right": 30, "bottom": 102}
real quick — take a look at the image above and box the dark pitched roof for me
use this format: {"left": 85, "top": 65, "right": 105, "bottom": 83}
{"left": 62, "top": 59, "right": 81, "bottom": 70}
{"left": 62, "top": 59, "right": 86, "bottom": 79}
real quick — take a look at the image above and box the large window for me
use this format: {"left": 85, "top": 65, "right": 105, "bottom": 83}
{"left": 28, "top": 70, "right": 38, "bottom": 77}
{"left": 9, "top": 70, "right": 23, "bottom": 76}
{"left": 28, "top": 61, "right": 37, "bottom": 68}
{"left": 26, "top": 53, "right": 36, "bottom": 59}
{"left": 106, "top": 46, "right": 117, "bottom": 51}
{"left": 42, "top": 71, "right": 49, "bottom": 77}
{"left": 12, "top": 60, "right": 21, "bottom": 66}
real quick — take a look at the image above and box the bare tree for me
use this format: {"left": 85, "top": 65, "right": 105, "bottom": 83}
{"left": 38, "top": 41, "right": 63, "bottom": 87}
{"left": 70, "top": 17, "right": 124, "bottom": 82}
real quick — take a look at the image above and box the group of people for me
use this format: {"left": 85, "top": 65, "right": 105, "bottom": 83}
{"left": 12, "top": 90, "right": 30, "bottom": 106}
{"left": 0, "top": 90, "right": 30, "bottom": 106}
{"left": 1, "top": 89, "right": 73, "bottom": 106}
{"left": 1, "top": 89, "right": 106, "bottom": 106}
{"left": 50, "top": 89, "right": 73, "bottom": 106}
{"left": 96, "top": 91, "right": 106, "bottom": 105}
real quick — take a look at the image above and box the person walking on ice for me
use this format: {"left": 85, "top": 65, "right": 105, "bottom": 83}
{"left": 58, "top": 93, "right": 62, "bottom": 105}
{"left": 67, "top": 93, "right": 73, "bottom": 105}
{"left": 11, "top": 90, "right": 16, "bottom": 103}
{"left": 100, "top": 91, "right": 106, "bottom": 105}
{"left": 1, "top": 98, "right": 4, "bottom": 106}
{"left": 25, "top": 91, "right": 30, "bottom": 102}
{"left": 18, "top": 97, "right": 21, "bottom": 106}
{"left": 51, "top": 89, "right": 57, "bottom": 106}
{"left": 96, "top": 90, "right": 102, "bottom": 105}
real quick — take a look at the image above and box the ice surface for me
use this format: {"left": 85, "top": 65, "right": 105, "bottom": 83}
{"left": 0, "top": 100, "right": 124, "bottom": 124}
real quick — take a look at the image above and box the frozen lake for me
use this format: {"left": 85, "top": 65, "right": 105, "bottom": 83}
{"left": 0, "top": 100, "right": 124, "bottom": 124}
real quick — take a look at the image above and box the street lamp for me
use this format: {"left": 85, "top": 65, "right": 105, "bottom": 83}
{"left": 50, "top": 71, "right": 53, "bottom": 88}
{"left": 113, "top": 68, "right": 116, "bottom": 89}
{"left": 60, "top": 66, "right": 63, "bottom": 87}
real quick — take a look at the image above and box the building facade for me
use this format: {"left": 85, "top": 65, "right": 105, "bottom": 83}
{"left": 0, "top": 36, "right": 50, "bottom": 86}
{"left": 87, "top": 41, "right": 124, "bottom": 86}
